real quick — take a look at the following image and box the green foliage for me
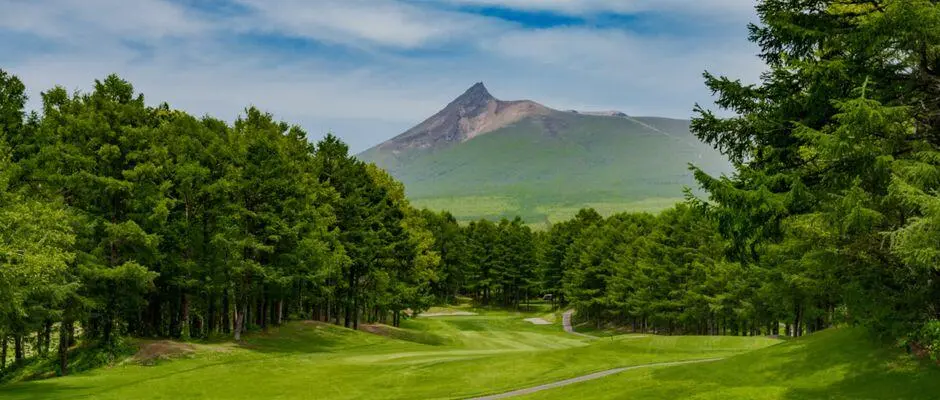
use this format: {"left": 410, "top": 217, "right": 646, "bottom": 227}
{"left": 689, "top": 0, "right": 940, "bottom": 348}
{"left": 361, "top": 114, "right": 731, "bottom": 223}
{"left": 0, "top": 70, "right": 443, "bottom": 376}
{"left": 908, "top": 320, "right": 940, "bottom": 362}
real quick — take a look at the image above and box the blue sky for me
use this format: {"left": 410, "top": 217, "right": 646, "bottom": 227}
{"left": 0, "top": 0, "right": 764, "bottom": 153}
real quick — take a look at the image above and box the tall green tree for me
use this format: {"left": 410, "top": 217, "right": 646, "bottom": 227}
{"left": 691, "top": 0, "right": 940, "bottom": 339}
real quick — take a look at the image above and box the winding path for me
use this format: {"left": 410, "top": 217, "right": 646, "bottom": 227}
{"left": 464, "top": 310, "right": 717, "bottom": 399}
{"left": 465, "top": 358, "right": 723, "bottom": 399}
{"left": 562, "top": 309, "right": 595, "bottom": 339}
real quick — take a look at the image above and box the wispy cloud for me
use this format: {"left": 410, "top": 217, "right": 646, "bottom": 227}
{"left": 0, "top": 0, "right": 207, "bottom": 41}
{"left": 436, "top": 0, "right": 756, "bottom": 17}
{"left": 488, "top": 27, "right": 761, "bottom": 98}
{"left": 232, "top": 0, "right": 509, "bottom": 49}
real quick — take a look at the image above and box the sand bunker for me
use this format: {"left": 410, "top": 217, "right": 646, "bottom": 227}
{"left": 523, "top": 318, "right": 552, "bottom": 325}
{"left": 418, "top": 311, "right": 478, "bottom": 317}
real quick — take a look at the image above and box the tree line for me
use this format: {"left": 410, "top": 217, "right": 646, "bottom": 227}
{"left": 532, "top": 0, "right": 940, "bottom": 352}
{"left": 0, "top": 73, "right": 437, "bottom": 374}
{"left": 690, "top": 0, "right": 940, "bottom": 353}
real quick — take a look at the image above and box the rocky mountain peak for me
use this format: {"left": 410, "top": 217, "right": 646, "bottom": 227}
{"left": 446, "top": 82, "right": 495, "bottom": 115}
{"left": 365, "top": 82, "right": 552, "bottom": 153}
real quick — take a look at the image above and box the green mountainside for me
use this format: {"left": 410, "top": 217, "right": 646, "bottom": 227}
{"left": 358, "top": 84, "right": 730, "bottom": 224}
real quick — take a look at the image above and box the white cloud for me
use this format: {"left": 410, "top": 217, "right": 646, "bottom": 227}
{"left": 0, "top": 0, "right": 208, "bottom": 41}
{"left": 232, "top": 0, "right": 508, "bottom": 49}
{"left": 439, "top": 0, "right": 757, "bottom": 17}
{"left": 491, "top": 27, "right": 760, "bottom": 82}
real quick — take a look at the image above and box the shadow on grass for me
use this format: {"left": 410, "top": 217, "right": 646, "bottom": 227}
{"left": 0, "top": 380, "right": 94, "bottom": 400}
{"left": 234, "top": 321, "right": 380, "bottom": 354}
{"left": 0, "top": 340, "right": 135, "bottom": 384}
{"left": 0, "top": 321, "right": 397, "bottom": 399}
{"left": 0, "top": 349, "right": 326, "bottom": 400}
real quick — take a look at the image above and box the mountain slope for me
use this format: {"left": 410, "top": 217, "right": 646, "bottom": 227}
{"left": 359, "top": 83, "right": 730, "bottom": 224}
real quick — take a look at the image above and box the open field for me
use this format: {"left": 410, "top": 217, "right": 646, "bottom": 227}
{"left": 0, "top": 310, "right": 776, "bottom": 400}
{"left": 411, "top": 196, "right": 686, "bottom": 228}
{"left": 2, "top": 302, "right": 937, "bottom": 400}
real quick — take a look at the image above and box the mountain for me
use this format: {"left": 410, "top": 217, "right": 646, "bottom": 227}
{"left": 358, "top": 83, "right": 731, "bottom": 225}
{"left": 367, "top": 82, "right": 552, "bottom": 153}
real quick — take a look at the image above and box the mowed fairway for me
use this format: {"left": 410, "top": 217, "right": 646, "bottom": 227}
{"left": 521, "top": 328, "right": 940, "bottom": 400}
{"left": 0, "top": 310, "right": 777, "bottom": 400}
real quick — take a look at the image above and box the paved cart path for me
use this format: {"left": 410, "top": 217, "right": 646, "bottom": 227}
{"left": 465, "top": 358, "right": 723, "bottom": 399}
{"left": 562, "top": 309, "right": 595, "bottom": 339}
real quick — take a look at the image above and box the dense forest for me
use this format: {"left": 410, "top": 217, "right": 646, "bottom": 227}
{"left": 552, "top": 0, "right": 940, "bottom": 349}
{"left": 2, "top": 0, "right": 940, "bottom": 380}
{"left": 0, "top": 72, "right": 442, "bottom": 374}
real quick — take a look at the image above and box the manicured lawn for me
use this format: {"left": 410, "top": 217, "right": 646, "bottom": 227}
{"left": 4, "top": 313, "right": 935, "bottom": 400}
{"left": 0, "top": 310, "right": 775, "bottom": 400}
{"left": 522, "top": 327, "right": 940, "bottom": 400}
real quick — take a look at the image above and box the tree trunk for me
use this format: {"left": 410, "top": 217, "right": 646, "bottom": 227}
{"left": 43, "top": 320, "right": 52, "bottom": 355}
{"left": 103, "top": 318, "right": 113, "bottom": 344}
{"left": 234, "top": 302, "right": 247, "bottom": 341}
{"left": 58, "top": 320, "right": 72, "bottom": 376}
{"left": 14, "top": 335, "right": 24, "bottom": 362}
{"left": 255, "top": 297, "right": 264, "bottom": 328}
{"left": 333, "top": 301, "right": 340, "bottom": 326}
{"left": 267, "top": 298, "right": 275, "bottom": 327}
{"left": 277, "top": 300, "right": 284, "bottom": 325}
{"left": 1, "top": 335, "right": 7, "bottom": 370}
{"left": 260, "top": 297, "right": 268, "bottom": 329}
{"left": 37, "top": 328, "right": 45, "bottom": 357}
{"left": 794, "top": 305, "right": 803, "bottom": 337}
{"left": 352, "top": 293, "right": 360, "bottom": 330}
{"left": 181, "top": 292, "right": 191, "bottom": 340}
{"left": 207, "top": 295, "right": 217, "bottom": 338}
{"left": 222, "top": 293, "right": 231, "bottom": 334}
{"left": 345, "top": 270, "right": 355, "bottom": 328}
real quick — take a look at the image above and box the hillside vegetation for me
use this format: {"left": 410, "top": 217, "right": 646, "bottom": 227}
{"left": 359, "top": 88, "right": 730, "bottom": 224}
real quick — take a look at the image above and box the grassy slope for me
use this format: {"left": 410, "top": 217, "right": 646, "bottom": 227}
{"left": 0, "top": 311, "right": 773, "bottom": 400}
{"left": 361, "top": 113, "right": 731, "bottom": 224}
{"left": 523, "top": 327, "right": 940, "bottom": 400}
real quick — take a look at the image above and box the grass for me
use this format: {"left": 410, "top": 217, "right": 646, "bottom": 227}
{"left": 410, "top": 196, "right": 523, "bottom": 220}
{"left": 361, "top": 113, "right": 733, "bottom": 224}
{"left": 4, "top": 306, "right": 933, "bottom": 400}
{"left": 0, "top": 309, "right": 774, "bottom": 400}
{"left": 411, "top": 196, "right": 687, "bottom": 229}
{"left": 521, "top": 327, "right": 940, "bottom": 400}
